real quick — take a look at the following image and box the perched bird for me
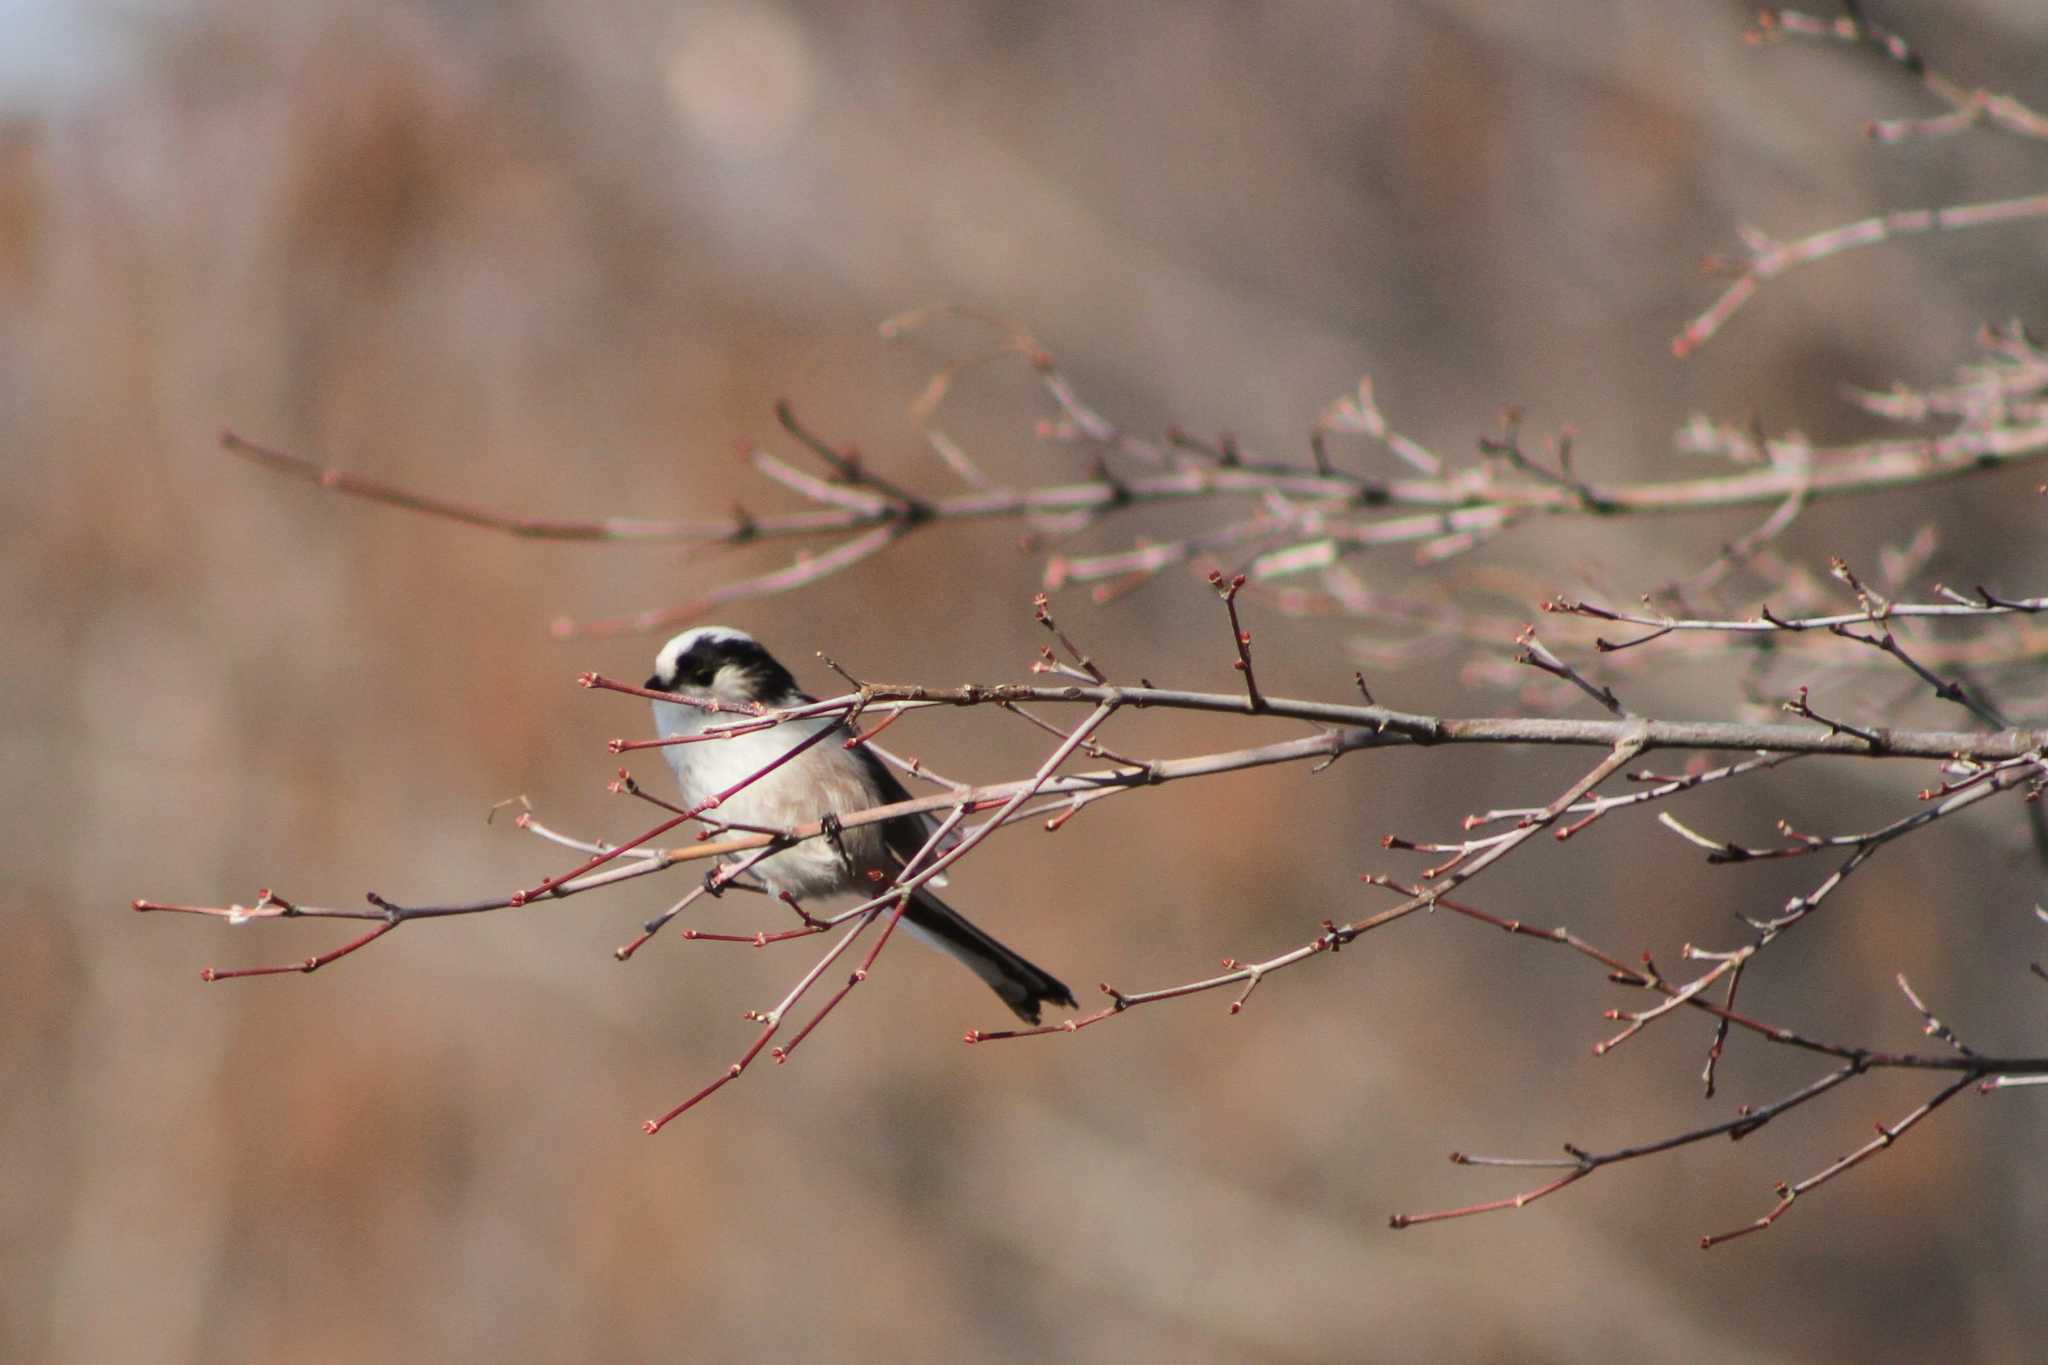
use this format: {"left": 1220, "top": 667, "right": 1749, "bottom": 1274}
{"left": 645, "top": 626, "right": 1076, "bottom": 1023}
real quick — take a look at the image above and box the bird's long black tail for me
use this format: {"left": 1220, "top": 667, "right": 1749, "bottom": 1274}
{"left": 901, "top": 886, "right": 1076, "bottom": 1024}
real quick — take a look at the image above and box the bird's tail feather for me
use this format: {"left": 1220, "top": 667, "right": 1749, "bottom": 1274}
{"left": 901, "top": 886, "right": 1076, "bottom": 1024}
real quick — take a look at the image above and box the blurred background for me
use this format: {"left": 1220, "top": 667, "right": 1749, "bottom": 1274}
{"left": 7, "top": 1, "right": 2048, "bottom": 1360}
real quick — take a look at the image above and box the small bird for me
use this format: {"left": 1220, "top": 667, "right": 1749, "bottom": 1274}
{"left": 645, "top": 626, "right": 1076, "bottom": 1023}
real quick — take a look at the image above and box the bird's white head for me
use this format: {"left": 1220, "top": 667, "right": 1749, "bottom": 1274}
{"left": 645, "top": 626, "right": 801, "bottom": 705}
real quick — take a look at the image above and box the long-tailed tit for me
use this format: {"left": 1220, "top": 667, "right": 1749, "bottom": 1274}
{"left": 645, "top": 627, "right": 1076, "bottom": 1023}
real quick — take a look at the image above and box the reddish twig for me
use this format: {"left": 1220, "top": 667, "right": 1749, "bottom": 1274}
{"left": 1514, "top": 625, "right": 1627, "bottom": 718}
{"left": 1207, "top": 570, "right": 1265, "bottom": 710}
{"left": 1698, "top": 1073, "right": 1976, "bottom": 1248}
{"left": 968, "top": 737, "right": 1647, "bottom": 1043}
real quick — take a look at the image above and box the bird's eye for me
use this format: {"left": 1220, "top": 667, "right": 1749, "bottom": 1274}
{"left": 690, "top": 665, "right": 718, "bottom": 687}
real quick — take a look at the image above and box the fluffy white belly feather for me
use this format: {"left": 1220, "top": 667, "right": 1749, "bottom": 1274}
{"left": 652, "top": 700, "right": 894, "bottom": 901}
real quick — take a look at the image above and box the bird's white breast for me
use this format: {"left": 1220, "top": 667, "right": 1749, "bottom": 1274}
{"left": 651, "top": 699, "right": 885, "bottom": 901}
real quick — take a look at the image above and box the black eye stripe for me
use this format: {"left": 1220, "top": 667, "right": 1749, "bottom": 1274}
{"left": 660, "top": 635, "right": 799, "bottom": 697}
{"left": 661, "top": 635, "right": 795, "bottom": 695}
{"left": 674, "top": 645, "right": 733, "bottom": 681}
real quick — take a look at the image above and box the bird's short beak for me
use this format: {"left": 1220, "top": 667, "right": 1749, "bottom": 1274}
{"left": 643, "top": 675, "right": 666, "bottom": 691}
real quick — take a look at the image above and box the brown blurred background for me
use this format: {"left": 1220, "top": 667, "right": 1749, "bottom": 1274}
{"left": 8, "top": 2, "right": 2048, "bottom": 1361}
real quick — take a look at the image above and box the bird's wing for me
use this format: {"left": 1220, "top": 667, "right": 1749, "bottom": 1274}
{"left": 855, "top": 744, "right": 962, "bottom": 886}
